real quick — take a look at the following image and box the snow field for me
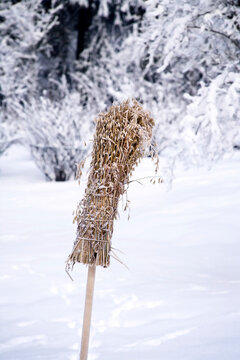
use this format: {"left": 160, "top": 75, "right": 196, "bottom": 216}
{"left": 0, "top": 145, "right": 240, "bottom": 359}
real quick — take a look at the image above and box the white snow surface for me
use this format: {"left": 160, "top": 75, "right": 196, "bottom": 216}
{"left": 1, "top": 145, "right": 240, "bottom": 360}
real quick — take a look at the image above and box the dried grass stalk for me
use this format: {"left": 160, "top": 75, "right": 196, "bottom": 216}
{"left": 67, "top": 99, "right": 154, "bottom": 268}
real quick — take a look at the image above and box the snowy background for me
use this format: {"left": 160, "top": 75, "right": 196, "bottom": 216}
{"left": 1, "top": 0, "right": 240, "bottom": 359}
{"left": 1, "top": 0, "right": 240, "bottom": 181}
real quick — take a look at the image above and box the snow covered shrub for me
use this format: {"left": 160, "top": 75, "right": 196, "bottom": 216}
{"left": 17, "top": 92, "right": 92, "bottom": 181}
{"left": 0, "top": 125, "right": 11, "bottom": 156}
{"left": 149, "top": 66, "right": 240, "bottom": 181}
{"left": 179, "top": 66, "right": 240, "bottom": 166}
{"left": 0, "top": 116, "right": 22, "bottom": 158}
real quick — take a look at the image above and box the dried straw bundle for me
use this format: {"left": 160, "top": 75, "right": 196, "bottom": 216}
{"left": 67, "top": 99, "right": 154, "bottom": 268}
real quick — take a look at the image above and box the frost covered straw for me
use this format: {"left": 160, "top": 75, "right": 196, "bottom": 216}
{"left": 67, "top": 99, "right": 154, "bottom": 360}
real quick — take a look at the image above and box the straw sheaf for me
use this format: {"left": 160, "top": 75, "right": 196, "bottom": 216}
{"left": 67, "top": 99, "right": 154, "bottom": 268}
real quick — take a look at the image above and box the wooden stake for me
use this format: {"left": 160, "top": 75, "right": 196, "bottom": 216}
{"left": 80, "top": 265, "right": 96, "bottom": 360}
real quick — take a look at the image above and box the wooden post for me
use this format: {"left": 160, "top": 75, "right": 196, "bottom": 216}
{"left": 80, "top": 265, "right": 96, "bottom": 360}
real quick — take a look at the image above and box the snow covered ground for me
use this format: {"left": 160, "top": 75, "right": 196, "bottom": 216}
{"left": 1, "top": 145, "right": 240, "bottom": 360}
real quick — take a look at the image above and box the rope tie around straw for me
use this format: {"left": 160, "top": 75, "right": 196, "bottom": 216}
{"left": 67, "top": 99, "right": 155, "bottom": 269}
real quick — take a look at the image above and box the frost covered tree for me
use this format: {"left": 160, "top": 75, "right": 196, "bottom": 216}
{"left": 0, "top": 0, "right": 62, "bottom": 107}
{"left": 120, "top": 0, "right": 240, "bottom": 176}
{"left": 0, "top": 0, "right": 240, "bottom": 181}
